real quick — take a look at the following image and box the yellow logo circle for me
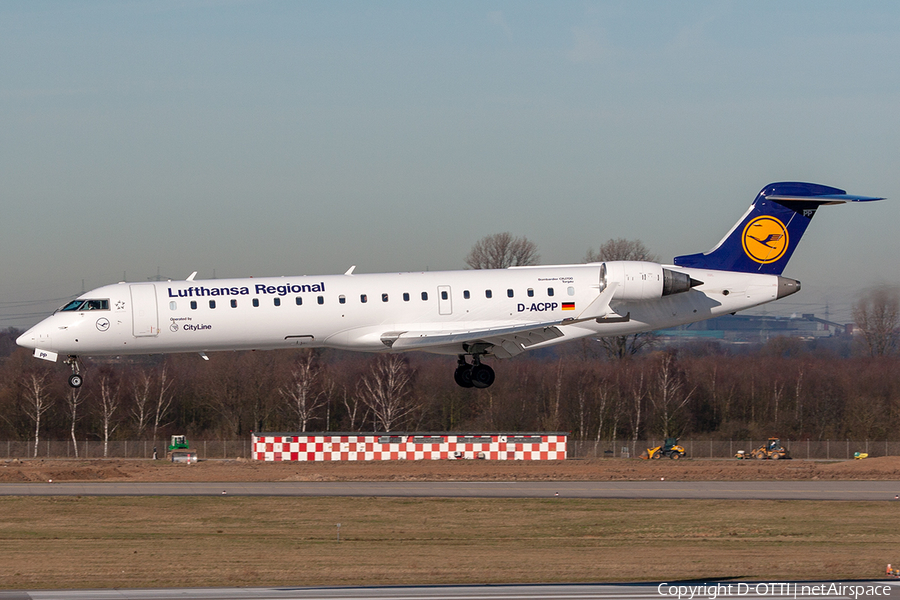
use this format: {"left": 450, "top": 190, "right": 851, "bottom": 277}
{"left": 742, "top": 216, "right": 789, "bottom": 264}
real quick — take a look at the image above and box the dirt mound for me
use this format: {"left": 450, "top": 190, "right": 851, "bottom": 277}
{"left": 2, "top": 456, "right": 900, "bottom": 483}
{"left": 817, "top": 455, "right": 900, "bottom": 479}
{"left": 0, "top": 459, "right": 136, "bottom": 483}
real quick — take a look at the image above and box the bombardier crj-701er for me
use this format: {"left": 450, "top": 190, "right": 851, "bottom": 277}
{"left": 18, "top": 182, "right": 882, "bottom": 389}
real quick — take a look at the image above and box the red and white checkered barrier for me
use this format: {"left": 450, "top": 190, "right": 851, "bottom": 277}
{"left": 251, "top": 433, "right": 567, "bottom": 461}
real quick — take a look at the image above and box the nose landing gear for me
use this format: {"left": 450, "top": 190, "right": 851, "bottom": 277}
{"left": 454, "top": 354, "right": 495, "bottom": 389}
{"left": 65, "top": 356, "right": 84, "bottom": 388}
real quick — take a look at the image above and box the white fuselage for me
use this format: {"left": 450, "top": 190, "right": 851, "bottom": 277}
{"left": 17, "top": 263, "right": 786, "bottom": 359}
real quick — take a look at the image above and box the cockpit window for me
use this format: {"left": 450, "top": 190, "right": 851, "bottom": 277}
{"left": 60, "top": 299, "right": 109, "bottom": 312}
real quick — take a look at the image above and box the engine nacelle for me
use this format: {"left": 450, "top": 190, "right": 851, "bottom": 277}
{"left": 600, "top": 261, "right": 694, "bottom": 301}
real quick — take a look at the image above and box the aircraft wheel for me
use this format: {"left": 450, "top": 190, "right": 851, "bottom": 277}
{"left": 454, "top": 365, "right": 474, "bottom": 388}
{"left": 68, "top": 374, "right": 83, "bottom": 388}
{"left": 470, "top": 364, "right": 495, "bottom": 389}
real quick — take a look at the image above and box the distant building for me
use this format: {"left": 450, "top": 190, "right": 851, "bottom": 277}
{"left": 657, "top": 313, "right": 850, "bottom": 344}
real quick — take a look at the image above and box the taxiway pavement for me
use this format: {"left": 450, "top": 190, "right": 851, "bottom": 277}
{"left": 0, "top": 480, "right": 898, "bottom": 500}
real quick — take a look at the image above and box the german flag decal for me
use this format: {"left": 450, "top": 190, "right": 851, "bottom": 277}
{"left": 562, "top": 302, "right": 575, "bottom": 310}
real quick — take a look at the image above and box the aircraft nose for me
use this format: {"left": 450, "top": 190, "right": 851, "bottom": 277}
{"left": 16, "top": 327, "right": 37, "bottom": 350}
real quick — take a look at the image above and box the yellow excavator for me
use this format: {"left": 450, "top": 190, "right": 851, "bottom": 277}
{"left": 735, "top": 437, "right": 790, "bottom": 460}
{"left": 641, "top": 437, "right": 686, "bottom": 460}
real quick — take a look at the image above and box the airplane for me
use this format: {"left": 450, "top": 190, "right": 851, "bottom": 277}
{"left": 17, "top": 181, "right": 882, "bottom": 389}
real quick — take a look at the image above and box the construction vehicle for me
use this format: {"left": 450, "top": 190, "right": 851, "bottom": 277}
{"left": 166, "top": 435, "right": 198, "bottom": 463}
{"left": 641, "top": 438, "right": 686, "bottom": 460}
{"left": 736, "top": 437, "right": 790, "bottom": 460}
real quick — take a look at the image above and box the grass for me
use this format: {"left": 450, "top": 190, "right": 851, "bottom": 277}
{"left": 0, "top": 496, "right": 896, "bottom": 589}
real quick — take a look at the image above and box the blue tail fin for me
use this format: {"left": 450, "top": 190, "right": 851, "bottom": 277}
{"left": 674, "top": 182, "right": 883, "bottom": 275}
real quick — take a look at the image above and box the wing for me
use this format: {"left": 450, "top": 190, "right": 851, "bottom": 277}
{"left": 381, "top": 282, "right": 624, "bottom": 358}
{"left": 382, "top": 320, "right": 568, "bottom": 358}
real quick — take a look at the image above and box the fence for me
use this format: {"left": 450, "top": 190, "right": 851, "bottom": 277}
{"left": 3, "top": 438, "right": 899, "bottom": 460}
{"left": 569, "top": 439, "right": 900, "bottom": 460}
{"left": 1, "top": 439, "right": 252, "bottom": 460}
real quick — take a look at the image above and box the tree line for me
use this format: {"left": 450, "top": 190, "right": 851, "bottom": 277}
{"left": 2, "top": 234, "right": 897, "bottom": 452}
{"left": 2, "top": 326, "right": 899, "bottom": 451}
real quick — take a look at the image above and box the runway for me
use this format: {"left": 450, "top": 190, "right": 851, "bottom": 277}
{"left": 0, "top": 480, "right": 898, "bottom": 500}
{"left": 5, "top": 581, "right": 900, "bottom": 600}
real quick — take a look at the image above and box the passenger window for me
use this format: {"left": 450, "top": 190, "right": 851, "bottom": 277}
{"left": 507, "top": 289, "right": 514, "bottom": 298}
{"left": 441, "top": 290, "right": 448, "bottom": 300}
{"left": 548, "top": 288, "right": 555, "bottom": 297}
{"left": 169, "top": 301, "right": 177, "bottom": 310}
{"left": 382, "top": 293, "right": 389, "bottom": 302}
{"left": 568, "top": 286, "right": 575, "bottom": 296}
{"left": 463, "top": 290, "right": 470, "bottom": 300}
{"left": 190, "top": 301, "right": 197, "bottom": 310}
{"left": 230, "top": 299, "right": 238, "bottom": 308}
{"left": 339, "top": 295, "right": 346, "bottom": 304}
{"left": 274, "top": 298, "right": 281, "bottom": 307}
{"left": 209, "top": 300, "right": 216, "bottom": 309}
{"left": 527, "top": 288, "right": 534, "bottom": 297}
{"left": 295, "top": 297, "right": 302, "bottom": 305}
{"left": 361, "top": 294, "right": 367, "bottom": 303}
{"left": 252, "top": 298, "right": 260, "bottom": 307}
{"left": 403, "top": 292, "right": 410, "bottom": 301}
{"left": 317, "top": 296, "right": 324, "bottom": 305}
{"left": 485, "top": 290, "right": 492, "bottom": 299}
{"left": 421, "top": 292, "right": 428, "bottom": 301}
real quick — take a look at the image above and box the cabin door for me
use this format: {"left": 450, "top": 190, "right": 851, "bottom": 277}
{"left": 130, "top": 284, "right": 159, "bottom": 337}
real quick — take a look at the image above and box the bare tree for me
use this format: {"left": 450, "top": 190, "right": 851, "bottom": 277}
{"left": 151, "top": 365, "right": 174, "bottom": 441}
{"left": 97, "top": 372, "right": 120, "bottom": 458}
{"left": 586, "top": 238, "right": 660, "bottom": 359}
{"left": 647, "top": 352, "right": 695, "bottom": 438}
{"left": 131, "top": 369, "right": 152, "bottom": 439}
{"left": 541, "top": 359, "right": 564, "bottom": 431}
{"left": 22, "top": 373, "right": 53, "bottom": 458}
{"left": 341, "top": 385, "right": 368, "bottom": 432}
{"left": 585, "top": 238, "right": 659, "bottom": 263}
{"left": 465, "top": 233, "right": 539, "bottom": 269}
{"left": 853, "top": 287, "right": 900, "bottom": 356}
{"left": 359, "top": 355, "right": 417, "bottom": 431}
{"left": 65, "top": 386, "right": 85, "bottom": 458}
{"left": 280, "top": 352, "right": 327, "bottom": 432}
{"left": 628, "top": 370, "right": 646, "bottom": 456}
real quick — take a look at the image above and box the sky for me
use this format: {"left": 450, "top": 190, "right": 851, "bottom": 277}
{"left": 2, "top": 1, "right": 899, "bottom": 328}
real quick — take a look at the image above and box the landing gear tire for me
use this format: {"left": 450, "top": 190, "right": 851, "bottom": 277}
{"left": 470, "top": 364, "right": 495, "bottom": 389}
{"left": 454, "top": 365, "right": 474, "bottom": 388}
{"left": 65, "top": 355, "right": 83, "bottom": 388}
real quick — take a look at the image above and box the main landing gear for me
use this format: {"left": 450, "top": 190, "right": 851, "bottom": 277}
{"left": 454, "top": 355, "right": 495, "bottom": 389}
{"left": 65, "top": 355, "right": 84, "bottom": 388}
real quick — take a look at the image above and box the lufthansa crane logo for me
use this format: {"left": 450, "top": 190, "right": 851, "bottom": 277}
{"left": 742, "top": 216, "right": 789, "bottom": 264}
